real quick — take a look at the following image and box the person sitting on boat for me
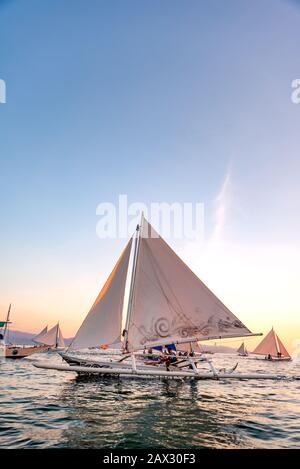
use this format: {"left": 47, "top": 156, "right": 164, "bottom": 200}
{"left": 167, "top": 347, "right": 177, "bottom": 364}
{"left": 266, "top": 354, "right": 272, "bottom": 360}
{"left": 145, "top": 347, "right": 159, "bottom": 361}
{"left": 158, "top": 350, "right": 172, "bottom": 370}
{"left": 158, "top": 348, "right": 178, "bottom": 370}
{"left": 143, "top": 347, "right": 160, "bottom": 365}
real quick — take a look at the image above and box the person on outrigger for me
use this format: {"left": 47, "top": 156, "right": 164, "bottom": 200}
{"left": 143, "top": 347, "right": 160, "bottom": 365}
{"left": 167, "top": 347, "right": 177, "bottom": 363}
{"left": 159, "top": 347, "right": 178, "bottom": 371}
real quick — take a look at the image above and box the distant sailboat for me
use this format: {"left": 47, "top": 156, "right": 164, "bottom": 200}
{"left": 237, "top": 342, "right": 248, "bottom": 356}
{"left": 252, "top": 328, "right": 291, "bottom": 361}
{"left": 35, "top": 215, "right": 285, "bottom": 381}
{"left": 32, "top": 326, "right": 48, "bottom": 343}
{"left": 0, "top": 306, "right": 11, "bottom": 358}
{"left": 1, "top": 305, "right": 49, "bottom": 359}
{"left": 33, "top": 323, "right": 65, "bottom": 350}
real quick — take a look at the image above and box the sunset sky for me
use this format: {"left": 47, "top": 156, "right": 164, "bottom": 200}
{"left": 0, "top": 0, "right": 300, "bottom": 353}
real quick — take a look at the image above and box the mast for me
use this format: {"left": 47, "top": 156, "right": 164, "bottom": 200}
{"left": 55, "top": 323, "right": 59, "bottom": 349}
{"left": 123, "top": 213, "right": 143, "bottom": 352}
{"left": 3, "top": 303, "right": 11, "bottom": 340}
{"left": 273, "top": 328, "right": 280, "bottom": 356}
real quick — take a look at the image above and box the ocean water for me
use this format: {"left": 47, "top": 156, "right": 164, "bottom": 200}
{"left": 1, "top": 351, "right": 300, "bottom": 449}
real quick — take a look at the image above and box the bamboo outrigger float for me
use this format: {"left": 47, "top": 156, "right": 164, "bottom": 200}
{"left": 34, "top": 360, "right": 299, "bottom": 381}
{"left": 34, "top": 215, "right": 297, "bottom": 381}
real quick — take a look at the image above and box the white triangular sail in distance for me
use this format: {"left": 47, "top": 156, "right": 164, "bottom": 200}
{"left": 126, "top": 217, "right": 254, "bottom": 352}
{"left": 253, "top": 328, "right": 291, "bottom": 359}
{"left": 36, "top": 323, "right": 65, "bottom": 348}
{"left": 69, "top": 238, "right": 132, "bottom": 350}
{"left": 32, "top": 326, "right": 48, "bottom": 344}
{"left": 237, "top": 342, "right": 248, "bottom": 355}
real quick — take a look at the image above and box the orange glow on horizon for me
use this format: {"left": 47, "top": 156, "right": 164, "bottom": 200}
{"left": 1, "top": 240, "right": 299, "bottom": 355}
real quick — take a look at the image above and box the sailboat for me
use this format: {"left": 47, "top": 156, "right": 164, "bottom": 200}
{"left": 237, "top": 342, "right": 248, "bottom": 357}
{"left": 32, "top": 325, "right": 48, "bottom": 343}
{"left": 252, "top": 328, "right": 291, "bottom": 361}
{"left": 33, "top": 323, "right": 65, "bottom": 351}
{"left": 35, "top": 215, "right": 296, "bottom": 380}
{"left": 1, "top": 305, "right": 49, "bottom": 359}
{"left": 0, "top": 308, "right": 10, "bottom": 358}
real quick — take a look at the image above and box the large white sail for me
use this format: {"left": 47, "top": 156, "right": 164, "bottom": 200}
{"left": 69, "top": 238, "right": 132, "bottom": 350}
{"left": 32, "top": 326, "right": 48, "bottom": 344}
{"left": 126, "top": 217, "right": 253, "bottom": 352}
{"left": 37, "top": 323, "right": 65, "bottom": 348}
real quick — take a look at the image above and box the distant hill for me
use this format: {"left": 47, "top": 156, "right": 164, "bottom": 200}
{"left": 200, "top": 343, "right": 236, "bottom": 354}
{"left": 4, "top": 329, "right": 73, "bottom": 346}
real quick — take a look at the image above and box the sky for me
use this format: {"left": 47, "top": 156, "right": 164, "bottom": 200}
{"left": 0, "top": 0, "right": 300, "bottom": 353}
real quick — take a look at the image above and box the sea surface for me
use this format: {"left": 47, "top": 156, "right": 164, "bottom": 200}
{"left": 1, "top": 351, "right": 300, "bottom": 449}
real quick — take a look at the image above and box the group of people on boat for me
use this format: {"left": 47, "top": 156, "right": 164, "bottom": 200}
{"left": 265, "top": 352, "right": 283, "bottom": 360}
{"left": 143, "top": 345, "right": 197, "bottom": 370}
{"left": 143, "top": 346, "right": 177, "bottom": 366}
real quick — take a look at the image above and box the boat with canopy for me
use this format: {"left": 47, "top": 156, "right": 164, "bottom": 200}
{"left": 252, "top": 328, "right": 291, "bottom": 361}
{"left": 34, "top": 215, "right": 296, "bottom": 380}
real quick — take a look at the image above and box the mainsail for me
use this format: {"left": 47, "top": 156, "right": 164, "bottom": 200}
{"left": 32, "top": 326, "right": 48, "bottom": 344}
{"left": 126, "top": 216, "right": 254, "bottom": 352}
{"left": 253, "top": 328, "right": 291, "bottom": 359}
{"left": 36, "top": 323, "right": 65, "bottom": 348}
{"left": 276, "top": 335, "right": 291, "bottom": 359}
{"left": 69, "top": 238, "right": 132, "bottom": 350}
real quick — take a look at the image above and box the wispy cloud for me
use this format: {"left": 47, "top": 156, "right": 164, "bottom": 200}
{"left": 210, "top": 167, "right": 232, "bottom": 243}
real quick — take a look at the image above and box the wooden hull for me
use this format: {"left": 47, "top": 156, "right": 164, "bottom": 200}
{"left": 5, "top": 345, "right": 49, "bottom": 359}
{"left": 253, "top": 356, "right": 292, "bottom": 362}
{"left": 47, "top": 347, "right": 65, "bottom": 353}
{"left": 60, "top": 352, "right": 205, "bottom": 372}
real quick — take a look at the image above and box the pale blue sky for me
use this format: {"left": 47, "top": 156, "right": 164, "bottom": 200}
{"left": 0, "top": 0, "right": 300, "bottom": 342}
